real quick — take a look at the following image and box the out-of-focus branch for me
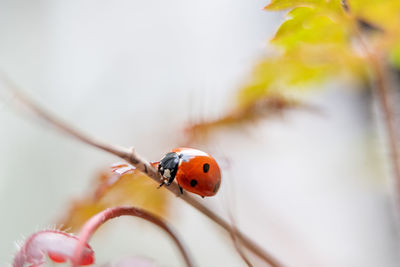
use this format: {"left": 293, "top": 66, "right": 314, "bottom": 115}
{"left": 342, "top": 1, "right": 400, "bottom": 209}
{"left": 73, "top": 206, "right": 192, "bottom": 267}
{"left": 375, "top": 63, "right": 400, "bottom": 203}
{"left": 228, "top": 213, "right": 253, "bottom": 267}
{"left": 0, "top": 73, "right": 284, "bottom": 267}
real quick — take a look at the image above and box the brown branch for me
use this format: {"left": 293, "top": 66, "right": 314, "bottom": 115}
{"left": 73, "top": 206, "right": 193, "bottom": 267}
{"left": 374, "top": 62, "right": 400, "bottom": 204}
{"left": 0, "top": 73, "right": 284, "bottom": 267}
{"left": 368, "top": 55, "right": 400, "bottom": 206}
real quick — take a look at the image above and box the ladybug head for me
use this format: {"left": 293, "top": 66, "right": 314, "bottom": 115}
{"left": 158, "top": 152, "right": 181, "bottom": 185}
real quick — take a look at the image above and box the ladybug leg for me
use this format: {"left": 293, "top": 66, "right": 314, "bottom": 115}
{"left": 178, "top": 185, "right": 184, "bottom": 195}
{"left": 157, "top": 181, "right": 165, "bottom": 189}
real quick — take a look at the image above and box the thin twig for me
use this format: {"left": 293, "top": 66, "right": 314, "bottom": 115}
{"left": 0, "top": 73, "right": 283, "bottom": 267}
{"left": 73, "top": 206, "right": 193, "bottom": 267}
{"left": 369, "top": 57, "right": 400, "bottom": 204}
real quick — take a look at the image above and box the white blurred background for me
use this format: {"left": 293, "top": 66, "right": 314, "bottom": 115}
{"left": 0, "top": 0, "right": 399, "bottom": 266}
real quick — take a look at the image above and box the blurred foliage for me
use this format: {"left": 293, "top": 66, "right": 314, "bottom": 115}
{"left": 185, "top": 95, "right": 316, "bottom": 143}
{"left": 186, "top": 0, "right": 400, "bottom": 141}
{"left": 59, "top": 170, "right": 170, "bottom": 231}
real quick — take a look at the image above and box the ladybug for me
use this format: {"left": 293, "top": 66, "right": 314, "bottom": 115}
{"left": 158, "top": 147, "right": 221, "bottom": 197}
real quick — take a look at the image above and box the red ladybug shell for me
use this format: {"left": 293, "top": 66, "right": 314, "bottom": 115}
{"left": 158, "top": 147, "right": 221, "bottom": 197}
{"left": 173, "top": 148, "right": 221, "bottom": 197}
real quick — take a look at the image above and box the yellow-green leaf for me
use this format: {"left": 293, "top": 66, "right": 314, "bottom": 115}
{"left": 272, "top": 6, "right": 349, "bottom": 51}
{"left": 349, "top": 0, "right": 400, "bottom": 32}
{"left": 59, "top": 170, "right": 171, "bottom": 231}
{"left": 265, "top": 0, "right": 322, "bottom": 10}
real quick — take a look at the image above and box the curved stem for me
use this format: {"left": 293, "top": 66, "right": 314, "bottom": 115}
{"left": 0, "top": 73, "right": 283, "bottom": 267}
{"left": 73, "top": 206, "right": 193, "bottom": 267}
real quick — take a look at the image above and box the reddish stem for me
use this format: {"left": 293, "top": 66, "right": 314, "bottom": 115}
{"left": 73, "top": 206, "right": 193, "bottom": 267}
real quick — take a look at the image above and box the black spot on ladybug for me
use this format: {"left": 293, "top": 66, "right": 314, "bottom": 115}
{"left": 203, "top": 163, "right": 210, "bottom": 173}
{"left": 213, "top": 180, "right": 220, "bottom": 193}
{"left": 190, "top": 179, "right": 198, "bottom": 187}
